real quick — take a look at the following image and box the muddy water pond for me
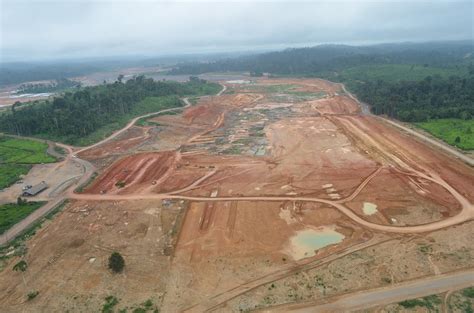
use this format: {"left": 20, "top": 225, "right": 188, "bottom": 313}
{"left": 286, "top": 226, "right": 345, "bottom": 260}
{"left": 362, "top": 202, "right": 378, "bottom": 215}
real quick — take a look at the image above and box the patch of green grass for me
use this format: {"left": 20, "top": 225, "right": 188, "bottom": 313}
{"left": 463, "top": 287, "right": 474, "bottom": 298}
{"left": 415, "top": 118, "right": 474, "bottom": 150}
{"left": 102, "top": 296, "right": 119, "bottom": 313}
{"left": 0, "top": 136, "right": 56, "bottom": 164}
{"left": 398, "top": 295, "right": 442, "bottom": 310}
{"left": 0, "top": 201, "right": 45, "bottom": 235}
{"left": 0, "top": 163, "right": 31, "bottom": 189}
{"left": 0, "top": 136, "right": 56, "bottom": 189}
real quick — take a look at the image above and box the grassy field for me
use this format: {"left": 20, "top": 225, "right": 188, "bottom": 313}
{"left": 0, "top": 136, "right": 56, "bottom": 189}
{"left": 415, "top": 119, "right": 474, "bottom": 150}
{"left": 0, "top": 136, "right": 55, "bottom": 164}
{"left": 0, "top": 201, "right": 45, "bottom": 234}
{"left": 0, "top": 164, "right": 31, "bottom": 190}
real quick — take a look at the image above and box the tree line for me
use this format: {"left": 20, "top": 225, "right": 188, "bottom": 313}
{"left": 170, "top": 41, "right": 473, "bottom": 75}
{"left": 0, "top": 76, "right": 219, "bottom": 140}
{"left": 354, "top": 74, "right": 474, "bottom": 121}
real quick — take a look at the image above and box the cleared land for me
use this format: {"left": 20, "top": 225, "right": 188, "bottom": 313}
{"left": 0, "top": 77, "right": 473, "bottom": 313}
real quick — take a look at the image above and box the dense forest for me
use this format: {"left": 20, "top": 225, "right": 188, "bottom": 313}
{"left": 170, "top": 42, "right": 473, "bottom": 75}
{"left": 0, "top": 76, "right": 220, "bottom": 144}
{"left": 354, "top": 74, "right": 474, "bottom": 121}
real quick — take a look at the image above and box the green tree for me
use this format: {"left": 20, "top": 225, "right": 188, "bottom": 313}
{"left": 108, "top": 252, "right": 125, "bottom": 273}
{"left": 455, "top": 136, "right": 461, "bottom": 144}
{"left": 13, "top": 260, "right": 28, "bottom": 289}
{"left": 17, "top": 197, "right": 27, "bottom": 205}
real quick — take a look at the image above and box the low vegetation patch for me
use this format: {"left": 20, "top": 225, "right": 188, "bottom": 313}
{"left": 0, "top": 136, "right": 56, "bottom": 164}
{"left": 463, "top": 287, "right": 474, "bottom": 298}
{"left": 115, "top": 181, "right": 126, "bottom": 188}
{"left": 0, "top": 201, "right": 45, "bottom": 235}
{"left": 0, "top": 164, "right": 31, "bottom": 190}
{"left": 416, "top": 118, "right": 474, "bottom": 150}
{"left": 398, "top": 295, "right": 441, "bottom": 310}
{"left": 0, "top": 136, "right": 56, "bottom": 189}
{"left": 27, "top": 290, "right": 39, "bottom": 301}
{"left": 102, "top": 296, "right": 119, "bottom": 313}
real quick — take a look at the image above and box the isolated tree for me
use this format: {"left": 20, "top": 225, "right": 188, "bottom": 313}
{"left": 108, "top": 252, "right": 125, "bottom": 273}
{"left": 455, "top": 136, "right": 461, "bottom": 144}
{"left": 13, "top": 260, "right": 28, "bottom": 289}
{"left": 17, "top": 197, "right": 27, "bottom": 205}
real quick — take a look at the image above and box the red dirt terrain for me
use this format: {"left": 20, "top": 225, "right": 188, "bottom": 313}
{"left": 1, "top": 78, "right": 473, "bottom": 313}
{"left": 85, "top": 151, "right": 178, "bottom": 194}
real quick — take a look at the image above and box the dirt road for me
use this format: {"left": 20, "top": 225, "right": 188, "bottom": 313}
{"left": 69, "top": 192, "right": 474, "bottom": 234}
{"left": 338, "top": 82, "right": 474, "bottom": 167}
{"left": 265, "top": 269, "right": 474, "bottom": 312}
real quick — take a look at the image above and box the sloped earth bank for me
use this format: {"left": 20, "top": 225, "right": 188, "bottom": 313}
{"left": 0, "top": 78, "right": 473, "bottom": 312}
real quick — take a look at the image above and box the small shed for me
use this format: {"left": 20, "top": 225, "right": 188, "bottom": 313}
{"left": 22, "top": 181, "right": 48, "bottom": 197}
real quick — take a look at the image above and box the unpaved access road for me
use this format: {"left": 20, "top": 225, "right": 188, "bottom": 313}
{"left": 265, "top": 269, "right": 474, "bottom": 312}
{"left": 69, "top": 192, "right": 474, "bottom": 234}
{"left": 338, "top": 82, "right": 474, "bottom": 167}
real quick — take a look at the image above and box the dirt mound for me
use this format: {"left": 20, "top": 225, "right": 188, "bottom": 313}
{"left": 85, "top": 151, "right": 177, "bottom": 194}
{"left": 308, "top": 95, "right": 360, "bottom": 115}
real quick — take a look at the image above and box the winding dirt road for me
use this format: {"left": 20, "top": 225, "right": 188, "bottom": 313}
{"left": 264, "top": 269, "right": 474, "bottom": 312}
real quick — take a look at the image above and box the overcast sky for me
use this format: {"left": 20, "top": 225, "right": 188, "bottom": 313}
{"left": 1, "top": 0, "right": 473, "bottom": 62}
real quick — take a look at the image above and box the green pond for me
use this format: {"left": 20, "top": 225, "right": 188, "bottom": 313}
{"left": 362, "top": 202, "right": 378, "bottom": 215}
{"left": 289, "top": 227, "right": 345, "bottom": 260}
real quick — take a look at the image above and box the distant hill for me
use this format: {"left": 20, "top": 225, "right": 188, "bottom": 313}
{"left": 169, "top": 41, "right": 474, "bottom": 75}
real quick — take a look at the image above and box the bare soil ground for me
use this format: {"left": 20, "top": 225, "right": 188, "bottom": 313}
{"left": 0, "top": 159, "right": 83, "bottom": 204}
{"left": 0, "top": 77, "right": 473, "bottom": 312}
{"left": 0, "top": 199, "right": 185, "bottom": 312}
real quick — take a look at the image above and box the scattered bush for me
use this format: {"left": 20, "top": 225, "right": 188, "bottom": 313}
{"left": 108, "top": 252, "right": 125, "bottom": 273}
{"left": 463, "top": 287, "right": 474, "bottom": 298}
{"left": 27, "top": 291, "right": 39, "bottom": 300}
{"left": 115, "top": 181, "right": 126, "bottom": 188}
{"left": 102, "top": 296, "right": 119, "bottom": 313}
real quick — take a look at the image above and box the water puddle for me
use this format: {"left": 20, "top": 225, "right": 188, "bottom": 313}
{"left": 362, "top": 202, "right": 378, "bottom": 215}
{"left": 286, "top": 226, "right": 345, "bottom": 260}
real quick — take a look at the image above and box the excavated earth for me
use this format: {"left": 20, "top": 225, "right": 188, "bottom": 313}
{"left": 0, "top": 77, "right": 473, "bottom": 313}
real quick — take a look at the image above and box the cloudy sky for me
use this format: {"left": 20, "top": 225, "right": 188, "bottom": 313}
{"left": 1, "top": 0, "right": 472, "bottom": 62}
